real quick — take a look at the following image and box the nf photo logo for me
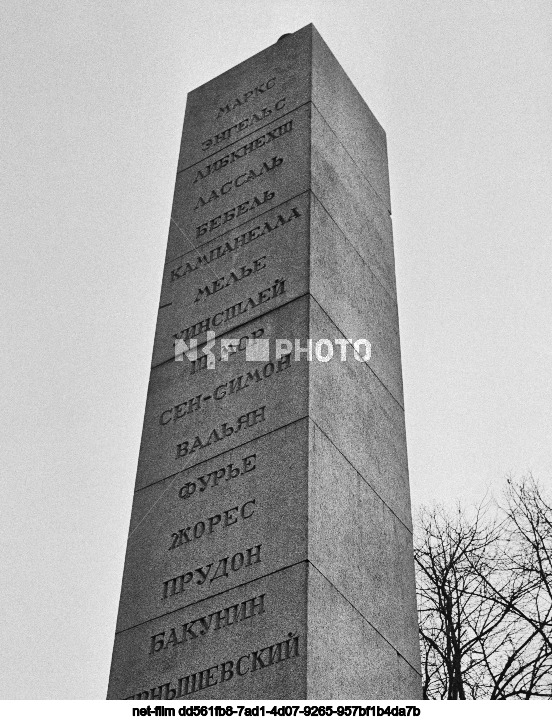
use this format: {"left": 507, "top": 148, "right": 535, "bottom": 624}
{"left": 174, "top": 333, "right": 371, "bottom": 368}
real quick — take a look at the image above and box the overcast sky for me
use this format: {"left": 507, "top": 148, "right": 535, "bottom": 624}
{"left": 1, "top": 0, "right": 551, "bottom": 700}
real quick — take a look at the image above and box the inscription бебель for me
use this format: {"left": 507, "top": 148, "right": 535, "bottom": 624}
{"left": 162, "top": 543, "right": 262, "bottom": 599}
{"left": 196, "top": 189, "right": 275, "bottom": 238}
{"left": 149, "top": 593, "right": 266, "bottom": 655}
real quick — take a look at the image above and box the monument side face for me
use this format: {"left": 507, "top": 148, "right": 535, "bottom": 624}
{"left": 107, "top": 24, "right": 421, "bottom": 700}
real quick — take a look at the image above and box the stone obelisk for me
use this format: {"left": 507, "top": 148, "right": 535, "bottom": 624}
{"left": 108, "top": 24, "right": 421, "bottom": 700}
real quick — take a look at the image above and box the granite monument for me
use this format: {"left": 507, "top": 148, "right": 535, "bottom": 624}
{"left": 108, "top": 24, "right": 421, "bottom": 700}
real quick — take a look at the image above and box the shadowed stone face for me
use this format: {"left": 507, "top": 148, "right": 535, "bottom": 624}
{"left": 108, "top": 24, "right": 421, "bottom": 700}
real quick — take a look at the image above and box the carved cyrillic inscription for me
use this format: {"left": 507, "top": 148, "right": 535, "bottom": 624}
{"left": 194, "top": 157, "right": 283, "bottom": 212}
{"left": 190, "top": 328, "right": 264, "bottom": 374}
{"left": 179, "top": 453, "right": 257, "bottom": 501}
{"left": 161, "top": 355, "right": 289, "bottom": 427}
{"left": 175, "top": 405, "right": 266, "bottom": 459}
{"left": 193, "top": 256, "right": 267, "bottom": 303}
{"left": 196, "top": 189, "right": 275, "bottom": 238}
{"left": 149, "top": 593, "right": 266, "bottom": 655}
{"left": 162, "top": 543, "right": 262, "bottom": 599}
{"left": 170, "top": 206, "right": 301, "bottom": 285}
{"left": 215, "top": 78, "right": 276, "bottom": 119}
{"left": 173, "top": 279, "right": 285, "bottom": 343}
{"left": 203, "top": 97, "right": 285, "bottom": 150}
{"left": 192, "top": 119, "right": 293, "bottom": 185}
{"left": 127, "top": 631, "right": 300, "bottom": 699}
{"left": 168, "top": 499, "right": 256, "bottom": 549}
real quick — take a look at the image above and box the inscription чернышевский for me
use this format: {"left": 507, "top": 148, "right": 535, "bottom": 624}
{"left": 127, "top": 631, "right": 300, "bottom": 699}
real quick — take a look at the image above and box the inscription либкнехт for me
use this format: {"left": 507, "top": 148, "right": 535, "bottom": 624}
{"left": 193, "top": 119, "right": 292, "bottom": 184}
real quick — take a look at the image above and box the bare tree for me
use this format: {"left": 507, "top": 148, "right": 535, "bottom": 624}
{"left": 415, "top": 477, "right": 552, "bottom": 699}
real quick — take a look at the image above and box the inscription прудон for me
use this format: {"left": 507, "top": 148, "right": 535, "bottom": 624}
{"left": 149, "top": 593, "right": 266, "bottom": 655}
{"left": 175, "top": 405, "right": 266, "bottom": 460}
{"left": 194, "top": 156, "right": 283, "bottom": 211}
{"left": 203, "top": 97, "right": 285, "bottom": 151}
{"left": 168, "top": 498, "right": 256, "bottom": 549}
{"left": 127, "top": 631, "right": 300, "bottom": 699}
{"left": 162, "top": 543, "right": 262, "bottom": 599}
{"left": 179, "top": 452, "right": 257, "bottom": 501}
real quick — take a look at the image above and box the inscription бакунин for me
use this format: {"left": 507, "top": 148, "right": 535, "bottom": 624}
{"left": 149, "top": 593, "right": 266, "bottom": 655}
